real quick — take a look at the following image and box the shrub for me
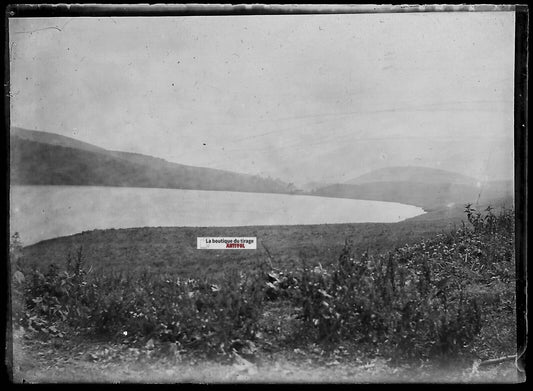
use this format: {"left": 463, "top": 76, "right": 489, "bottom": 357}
{"left": 18, "top": 248, "right": 267, "bottom": 357}
{"left": 290, "top": 206, "right": 514, "bottom": 361}
{"left": 15, "top": 206, "right": 515, "bottom": 362}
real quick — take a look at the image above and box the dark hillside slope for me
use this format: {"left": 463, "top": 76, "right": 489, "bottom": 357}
{"left": 10, "top": 135, "right": 293, "bottom": 193}
{"left": 313, "top": 181, "right": 513, "bottom": 211}
{"left": 11, "top": 127, "right": 107, "bottom": 154}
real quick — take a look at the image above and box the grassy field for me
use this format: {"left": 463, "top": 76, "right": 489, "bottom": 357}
{"left": 19, "top": 208, "right": 467, "bottom": 279}
{"left": 9, "top": 204, "right": 519, "bottom": 383}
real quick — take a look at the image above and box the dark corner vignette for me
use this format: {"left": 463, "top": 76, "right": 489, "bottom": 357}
{"left": 4, "top": 3, "right": 526, "bottom": 384}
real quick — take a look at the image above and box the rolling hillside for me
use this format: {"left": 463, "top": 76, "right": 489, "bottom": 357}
{"left": 346, "top": 166, "right": 478, "bottom": 186}
{"left": 314, "top": 167, "right": 513, "bottom": 211}
{"left": 10, "top": 128, "right": 513, "bottom": 211}
{"left": 10, "top": 128, "right": 295, "bottom": 194}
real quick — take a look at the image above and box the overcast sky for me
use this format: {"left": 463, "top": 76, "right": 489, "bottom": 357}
{"left": 9, "top": 12, "right": 515, "bottom": 185}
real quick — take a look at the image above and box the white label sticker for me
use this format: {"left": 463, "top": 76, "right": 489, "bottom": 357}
{"left": 197, "top": 237, "right": 257, "bottom": 249}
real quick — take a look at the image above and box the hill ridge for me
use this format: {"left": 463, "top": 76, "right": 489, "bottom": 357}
{"left": 10, "top": 128, "right": 296, "bottom": 194}
{"left": 347, "top": 166, "right": 479, "bottom": 186}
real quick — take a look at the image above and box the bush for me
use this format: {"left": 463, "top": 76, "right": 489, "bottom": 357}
{"left": 289, "top": 206, "right": 514, "bottom": 361}
{"left": 17, "top": 247, "right": 267, "bottom": 357}
{"left": 14, "top": 206, "right": 515, "bottom": 363}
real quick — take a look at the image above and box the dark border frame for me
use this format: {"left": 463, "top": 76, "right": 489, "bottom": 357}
{"left": 2, "top": 3, "right": 529, "bottom": 384}
{"left": 513, "top": 5, "right": 528, "bottom": 378}
{"left": 4, "top": 4, "right": 522, "bottom": 17}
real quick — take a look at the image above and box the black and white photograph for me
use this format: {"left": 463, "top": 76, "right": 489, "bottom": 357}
{"left": 6, "top": 4, "right": 527, "bottom": 383}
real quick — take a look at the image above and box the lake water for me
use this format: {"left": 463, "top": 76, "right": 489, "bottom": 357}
{"left": 10, "top": 185, "right": 425, "bottom": 245}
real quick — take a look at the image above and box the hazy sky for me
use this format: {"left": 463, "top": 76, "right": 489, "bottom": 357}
{"left": 10, "top": 12, "right": 515, "bottom": 184}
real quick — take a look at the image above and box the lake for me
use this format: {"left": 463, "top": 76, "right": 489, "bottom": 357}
{"left": 10, "top": 185, "right": 425, "bottom": 245}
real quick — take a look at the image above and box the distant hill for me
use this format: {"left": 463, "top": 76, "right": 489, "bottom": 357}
{"left": 10, "top": 129, "right": 513, "bottom": 210}
{"left": 314, "top": 167, "right": 513, "bottom": 211}
{"left": 11, "top": 127, "right": 107, "bottom": 154}
{"left": 10, "top": 128, "right": 296, "bottom": 194}
{"left": 346, "top": 166, "right": 478, "bottom": 186}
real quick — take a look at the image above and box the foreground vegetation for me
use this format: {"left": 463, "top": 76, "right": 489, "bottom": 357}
{"left": 9, "top": 206, "right": 517, "bottom": 381}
